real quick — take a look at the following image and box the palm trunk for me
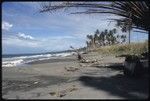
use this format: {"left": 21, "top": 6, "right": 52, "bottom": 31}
{"left": 92, "top": 39, "right": 96, "bottom": 49}
{"left": 128, "top": 30, "right": 130, "bottom": 44}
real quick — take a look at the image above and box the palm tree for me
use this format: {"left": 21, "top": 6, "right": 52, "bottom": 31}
{"left": 106, "top": 30, "right": 110, "bottom": 45}
{"left": 98, "top": 31, "right": 105, "bottom": 46}
{"left": 86, "top": 41, "right": 90, "bottom": 51}
{"left": 116, "top": 17, "right": 132, "bottom": 44}
{"left": 86, "top": 41, "right": 89, "bottom": 47}
{"left": 98, "top": 32, "right": 102, "bottom": 46}
{"left": 103, "top": 29, "right": 117, "bottom": 45}
{"left": 39, "top": 1, "right": 149, "bottom": 33}
{"left": 104, "top": 29, "right": 109, "bottom": 45}
{"left": 95, "top": 29, "right": 100, "bottom": 35}
{"left": 120, "top": 35, "right": 126, "bottom": 43}
{"left": 112, "top": 28, "right": 117, "bottom": 34}
{"left": 116, "top": 34, "right": 120, "bottom": 44}
{"left": 94, "top": 29, "right": 100, "bottom": 47}
{"left": 112, "top": 28, "right": 117, "bottom": 44}
{"left": 86, "top": 34, "right": 95, "bottom": 49}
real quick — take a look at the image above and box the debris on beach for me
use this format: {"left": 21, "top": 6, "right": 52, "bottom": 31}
{"left": 68, "top": 85, "right": 78, "bottom": 92}
{"left": 80, "top": 59, "right": 98, "bottom": 63}
{"left": 57, "top": 90, "right": 67, "bottom": 97}
{"left": 79, "top": 63, "right": 86, "bottom": 67}
{"left": 34, "top": 81, "right": 38, "bottom": 84}
{"left": 49, "top": 85, "right": 78, "bottom": 97}
{"left": 64, "top": 66, "right": 79, "bottom": 72}
{"left": 49, "top": 92, "right": 56, "bottom": 96}
{"left": 79, "top": 63, "right": 93, "bottom": 67}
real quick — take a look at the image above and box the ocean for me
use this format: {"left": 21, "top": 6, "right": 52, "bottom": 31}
{"left": 2, "top": 52, "right": 75, "bottom": 67}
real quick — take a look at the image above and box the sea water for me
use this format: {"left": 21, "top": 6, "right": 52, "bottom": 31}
{"left": 2, "top": 52, "right": 75, "bottom": 67}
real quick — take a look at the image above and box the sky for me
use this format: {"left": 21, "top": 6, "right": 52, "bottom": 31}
{"left": 2, "top": 2, "right": 148, "bottom": 54}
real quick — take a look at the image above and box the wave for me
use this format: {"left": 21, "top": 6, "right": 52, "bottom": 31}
{"left": 2, "top": 59, "right": 24, "bottom": 67}
{"left": 2, "top": 52, "right": 75, "bottom": 67}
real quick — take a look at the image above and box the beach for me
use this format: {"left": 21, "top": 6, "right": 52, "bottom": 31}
{"left": 2, "top": 52, "right": 149, "bottom": 99}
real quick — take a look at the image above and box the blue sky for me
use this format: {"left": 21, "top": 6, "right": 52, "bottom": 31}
{"left": 2, "top": 2, "right": 148, "bottom": 54}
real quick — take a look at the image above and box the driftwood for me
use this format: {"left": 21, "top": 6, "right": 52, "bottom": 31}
{"left": 70, "top": 46, "right": 98, "bottom": 63}
{"left": 70, "top": 46, "right": 85, "bottom": 61}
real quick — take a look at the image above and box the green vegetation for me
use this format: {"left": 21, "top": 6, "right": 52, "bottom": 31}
{"left": 94, "top": 40, "right": 148, "bottom": 56}
{"left": 86, "top": 29, "right": 126, "bottom": 51}
{"left": 39, "top": 2, "right": 149, "bottom": 56}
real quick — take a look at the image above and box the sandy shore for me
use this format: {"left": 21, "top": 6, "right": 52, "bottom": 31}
{"left": 2, "top": 52, "right": 149, "bottom": 99}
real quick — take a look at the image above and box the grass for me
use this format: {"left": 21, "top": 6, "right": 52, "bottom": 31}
{"left": 94, "top": 41, "right": 148, "bottom": 56}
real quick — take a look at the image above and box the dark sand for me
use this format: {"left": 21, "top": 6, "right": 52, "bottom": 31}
{"left": 2, "top": 52, "right": 149, "bottom": 99}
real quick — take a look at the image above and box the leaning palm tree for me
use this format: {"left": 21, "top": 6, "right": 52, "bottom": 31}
{"left": 39, "top": 1, "right": 149, "bottom": 33}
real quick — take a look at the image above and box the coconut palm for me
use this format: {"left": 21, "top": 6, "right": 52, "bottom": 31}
{"left": 86, "top": 34, "right": 95, "bottom": 48}
{"left": 86, "top": 41, "right": 90, "bottom": 51}
{"left": 98, "top": 31, "right": 105, "bottom": 46}
{"left": 86, "top": 41, "right": 89, "bottom": 47}
{"left": 95, "top": 29, "right": 100, "bottom": 35}
{"left": 116, "top": 17, "right": 132, "bottom": 44}
{"left": 120, "top": 35, "right": 126, "bottom": 43}
{"left": 98, "top": 32, "right": 102, "bottom": 46}
{"left": 94, "top": 29, "right": 100, "bottom": 47}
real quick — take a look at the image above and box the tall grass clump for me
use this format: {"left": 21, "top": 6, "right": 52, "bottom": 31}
{"left": 96, "top": 41, "right": 148, "bottom": 56}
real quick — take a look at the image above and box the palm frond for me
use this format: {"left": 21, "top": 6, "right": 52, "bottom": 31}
{"left": 39, "top": 1, "right": 149, "bottom": 32}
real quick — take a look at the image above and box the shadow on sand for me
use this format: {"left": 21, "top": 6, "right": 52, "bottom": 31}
{"left": 79, "top": 63, "right": 149, "bottom": 99}
{"left": 91, "top": 62, "right": 124, "bottom": 70}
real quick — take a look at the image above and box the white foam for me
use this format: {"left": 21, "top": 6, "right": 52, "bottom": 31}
{"left": 2, "top": 59, "right": 24, "bottom": 67}
{"left": 12, "top": 54, "right": 52, "bottom": 60}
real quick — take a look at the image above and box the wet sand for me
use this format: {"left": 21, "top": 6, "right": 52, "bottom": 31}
{"left": 2, "top": 52, "right": 149, "bottom": 99}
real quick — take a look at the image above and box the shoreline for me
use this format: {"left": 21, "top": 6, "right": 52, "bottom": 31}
{"left": 2, "top": 52, "right": 149, "bottom": 99}
{"left": 2, "top": 52, "right": 76, "bottom": 68}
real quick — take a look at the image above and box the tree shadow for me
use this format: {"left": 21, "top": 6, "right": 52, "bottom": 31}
{"left": 79, "top": 74, "right": 149, "bottom": 99}
{"left": 91, "top": 63, "right": 124, "bottom": 71}
{"left": 91, "top": 62, "right": 148, "bottom": 75}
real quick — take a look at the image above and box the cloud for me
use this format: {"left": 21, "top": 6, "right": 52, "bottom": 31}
{"left": 40, "top": 36, "right": 86, "bottom": 51}
{"left": 2, "top": 2, "right": 131, "bottom": 54}
{"left": 2, "top": 34, "right": 85, "bottom": 52}
{"left": 17, "top": 32, "right": 35, "bottom": 40}
{"left": 3, "top": 35, "right": 39, "bottom": 48}
{"left": 2, "top": 21, "right": 13, "bottom": 31}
